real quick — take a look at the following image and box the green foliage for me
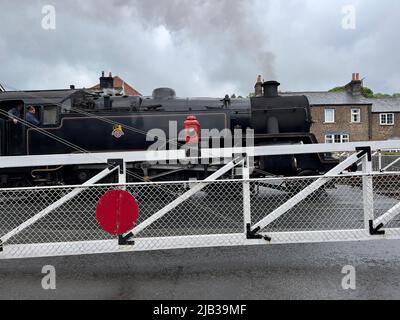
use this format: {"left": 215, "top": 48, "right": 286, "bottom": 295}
{"left": 374, "top": 93, "right": 392, "bottom": 99}
{"left": 362, "top": 87, "right": 374, "bottom": 98}
{"left": 329, "top": 85, "right": 399, "bottom": 99}
{"left": 329, "top": 86, "right": 345, "bottom": 93}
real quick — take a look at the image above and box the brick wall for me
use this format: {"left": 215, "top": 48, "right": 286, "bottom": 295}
{"left": 310, "top": 105, "right": 371, "bottom": 143}
{"left": 371, "top": 113, "right": 400, "bottom": 141}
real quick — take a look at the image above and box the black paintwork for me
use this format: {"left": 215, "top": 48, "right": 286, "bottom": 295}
{"left": 0, "top": 87, "right": 338, "bottom": 186}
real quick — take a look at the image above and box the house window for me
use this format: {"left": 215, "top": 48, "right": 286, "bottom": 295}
{"left": 380, "top": 113, "right": 394, "bottom": 125}
{"left": 325, "top": 109, "right": 335, "bottom": 123}
{"left": 351, "top": 109, "right": 361, "bottom": 123}
{"left": 325, "top": 134, "right": 350, "bottom": 144}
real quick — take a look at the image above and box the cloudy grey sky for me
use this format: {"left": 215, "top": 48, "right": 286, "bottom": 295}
{"left": 0, "top": 0, "right": 399, "bottom": 97}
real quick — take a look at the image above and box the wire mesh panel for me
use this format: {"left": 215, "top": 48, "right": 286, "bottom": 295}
{"left": 373, "top": 155, "right": 400, "bottom": 172}
{"left": 1, "top": 172, "right": 400, "bottom": 260}
{"left": 0, "top": 185, "right": 116, "bottom": 258}
{"left": 0, "top": 180, "right": 246, "bottom": 259}
{"left": 250, "top": 173, "right": 400, "bottom": 244}
{"left": 372, "top": 174, "right": 400, "bottom": 229}
{"left": 251, "top": 175, "right": 365, "bottom": 233}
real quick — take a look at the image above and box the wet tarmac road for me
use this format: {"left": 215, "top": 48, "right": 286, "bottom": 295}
{"left": 1, "top": 240, "right": 400, "bottom": 300}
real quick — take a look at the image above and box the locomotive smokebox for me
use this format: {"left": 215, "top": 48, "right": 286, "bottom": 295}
{"left": 262, "top": 81, "right": 280, "bottom": 97}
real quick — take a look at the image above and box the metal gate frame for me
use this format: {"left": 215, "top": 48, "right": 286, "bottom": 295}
{"left": 1, "top": 140, "right": 400, "bottom": 259}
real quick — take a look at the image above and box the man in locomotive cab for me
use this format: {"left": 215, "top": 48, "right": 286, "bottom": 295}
{"left": 7, "top": 103, "right": 23, "bottom": 124}
{"left": 25, "top": 105, "right": 40, "bottom": 126}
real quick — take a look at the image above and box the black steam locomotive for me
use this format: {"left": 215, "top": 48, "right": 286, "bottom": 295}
{"left": 0, "top": 76, "right": 338, "bottom": 187}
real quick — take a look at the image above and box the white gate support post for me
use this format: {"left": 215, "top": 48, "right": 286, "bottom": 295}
{"left": 108, "top": 159, "right": 126, "bottom": 187}
{"left": 242, "top": 157, "right": 251, "bottom": 235}
{"left": 0, "top": 166, "right": 119, "bottom": 249}
{"left": 122, "top": 157, "right": 244, "bottom": 240}
{"left": 250, "top": 152, "right": 362, "bottom": 236}
{"left": 119, "top": 162, "right": 126, "bottom": 185}
{"left": 361, "top": 151, "right": 375, "bottom": 233}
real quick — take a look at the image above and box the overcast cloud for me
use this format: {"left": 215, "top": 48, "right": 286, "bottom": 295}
{"left": 0, "top": 0, "right": 399, "bottom": 96}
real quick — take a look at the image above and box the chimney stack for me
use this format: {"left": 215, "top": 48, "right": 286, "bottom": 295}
{"left": 346, "top": 73, "right": 363, "bottom": 97}
{"left": 254, "top": 75, "right": 263, "bottom": 97}
{"left": 100, "top": 71, "right": 114, "bottom": 89}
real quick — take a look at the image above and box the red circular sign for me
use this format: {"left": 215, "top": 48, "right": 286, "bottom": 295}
{"left": 96, "top": 190, "right": 139, "bottom": 236}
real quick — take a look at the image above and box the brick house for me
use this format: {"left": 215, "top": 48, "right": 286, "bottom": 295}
{"left": 284, "top": 74, "right": 400, "bottom": 143}
{"left": 90, "top": 71, "right": 142, "bottom": 96}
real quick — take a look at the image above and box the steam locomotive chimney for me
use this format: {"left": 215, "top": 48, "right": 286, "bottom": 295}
{"left": 100, "top": 71, "right": 114, "bottom": 89}
{"left": 262, "top": 81, "right": 280, "bottom": 97}
{"left": 255, "top": 75, "right": 263, "bottom": 97}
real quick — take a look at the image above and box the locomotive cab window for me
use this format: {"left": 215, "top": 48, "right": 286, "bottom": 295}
{"left": 41, "top": 105, "right": 59, "bottom": 125}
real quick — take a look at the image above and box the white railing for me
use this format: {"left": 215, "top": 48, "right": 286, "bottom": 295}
{"left": 1, "top": 141, "right": 400, "bottom": 259}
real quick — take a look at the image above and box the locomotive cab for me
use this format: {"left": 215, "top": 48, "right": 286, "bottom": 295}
{"left": 0, "top": 100, "right": 28, "bottom": 156}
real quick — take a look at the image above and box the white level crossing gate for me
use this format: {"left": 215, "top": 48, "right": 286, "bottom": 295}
{"left": 1, "top": 142, "right": 400, "bottom": 259}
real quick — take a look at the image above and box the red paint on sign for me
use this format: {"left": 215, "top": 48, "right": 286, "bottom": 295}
{"left": 96, "top": 190, "right": 139, "bottom": 236}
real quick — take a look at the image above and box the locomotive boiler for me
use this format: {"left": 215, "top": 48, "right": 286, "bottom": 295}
{"left": 0, "top": 75, "right": 338, "bottom": 187}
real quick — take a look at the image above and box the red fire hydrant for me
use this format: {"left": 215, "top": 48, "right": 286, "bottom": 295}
{"left": 184, "top": 116, "right": 201, "bottom": 145}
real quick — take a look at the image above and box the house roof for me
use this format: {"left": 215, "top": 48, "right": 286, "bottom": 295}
{"left": 282, "top": 91, "right": 372, "bottom": 106}
{"left": 369, "top": 98, "right": 400, "bottom": 113}
{"left": 283, "top": 91, "right": 400, "bottom": 113}
{"left": 91, "top": 76, "right": 142, "bottom": 96}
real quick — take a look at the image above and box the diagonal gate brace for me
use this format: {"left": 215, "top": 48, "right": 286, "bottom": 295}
{"left": 249, "top": 151, "right": 366, "bottom": 238}
{"left": 0, "top": 165, "right": 120, "bottom": 250}
{"left": 120, "top": 157, "right": 245, "bottom": 244}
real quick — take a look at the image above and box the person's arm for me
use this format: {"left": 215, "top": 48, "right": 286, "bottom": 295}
{"left": 27, "top": 113, "right": 40, "bottom": 126}
{"left": 32, "top": 116, "right": 40, "bottom": 126}
{"left": 8, "top": 109, "right": 18, "bottom": 124}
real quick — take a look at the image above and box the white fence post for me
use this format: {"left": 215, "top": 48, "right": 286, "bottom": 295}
{"left": 361, "top": 152, "right": 374, "bottom": 232}
{"left": 242, "top": 156, "right": 251, "bottom": 234}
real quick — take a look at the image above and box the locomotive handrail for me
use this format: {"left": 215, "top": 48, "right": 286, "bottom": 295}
{"left": 0, "top": 140, "right": 399, "bottom": 169}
